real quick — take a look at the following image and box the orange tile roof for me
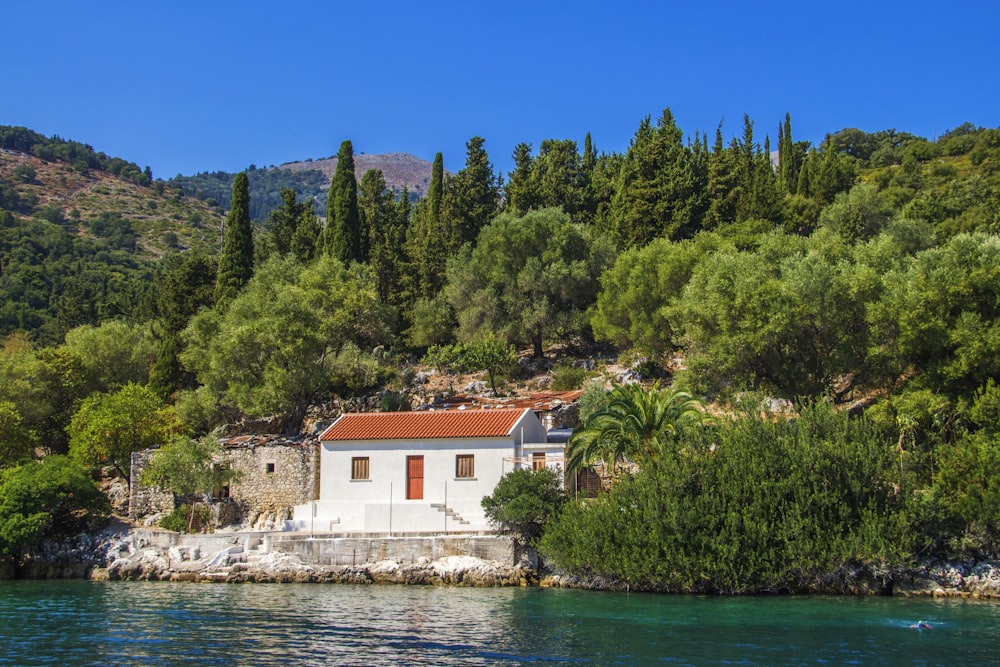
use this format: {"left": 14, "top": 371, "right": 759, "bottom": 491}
{"left": 320, "top": 408, "right": 530, "bottom": 442}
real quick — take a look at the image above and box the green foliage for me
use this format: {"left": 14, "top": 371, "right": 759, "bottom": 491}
{"left": 158, "top": 503, "right": 213, "bottom": 533}
{"left": 181, "top": 255, "right": 394, "bottom": 432}
{"left": 566, "top": 383, "right": 705, "bottom": 474}
{"left": 140, "top": 435, "right": 235, "bottom": 500}
{"left": 927, "top": 432, "right": 1000, "bottom": 558}
{"left": 818, "top": 183, "right": 894, "bottom": 242}
{"left": 0, "top": 336, "right": 88, "bottom": 455}
{"left": 462, "top": 332, "right": 516, "bottom": 395}
{"left": 445, "top": 207, "right": 612, "bottom": 357}
{"left": 159, "top": 505, "right": 190, "bottom": 533}
{"left": 481, "top": 467, "right": 566, "bottom": 549}
{"left": 867, "top": 233, "right": 1000, "bottom": 395}
{"left": 544, "top": 403, "right": 907, "bottom": 592}
{"left": 577, "top": 380, "right": 610, "bottom": 423}
{"left": 549, "top": 361, "right": 591, "bottom": 391}
{"left": 0, "top": 401, "right": 34, "bottom": 469}
{"left": 0, "top": 456, "right": 109, "bottom": 559}
{"left": 592, "top": 234, "right": 722, "bottom": 356}
{"left": 676, "top": 232, "right": 836, "bottom": 396}
{"left": 360, "top": 169, "right": 408, "bottom": 305}
{"left": 61, "top": 320, "right": 157, "bottom": 393}
{"left": 214, "top": 172, "right": 255, "bottom": 307}
{"left": 0, "top": 214, "right": 154, "bottom": 345}
{"left": 328, "top": 343, "right": 385, "bottom": 397}
{"left": 265, "top": 188, "right": 309, "bottom": 257}
{"left": 405, "top": 296, "right": 455, "bottom": 349}
{"left": 606, "top": 109, "right": 705, "bottom": 245}
{"left": 154, "top": 250, "right": 217, "bottom": 334}
{"left": 440, "top": 136, "right": 501, "bottom": 250}
{"left": 68, "top": 383, "right": 183, "bottom": 482}
{"left": 419, "top": 333, "right": 515, "bottom": 395}
{"left": 87, "top": 212, "right": 137, "bottom": 251}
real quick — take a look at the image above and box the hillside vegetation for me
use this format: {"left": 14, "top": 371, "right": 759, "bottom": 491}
{"left": 1, "top": 114, "right": 999, "bottom": 584}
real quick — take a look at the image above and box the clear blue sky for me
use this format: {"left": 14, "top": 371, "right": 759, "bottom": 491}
{"left": 3, "top": 1, "right": 998, "bottom": 179}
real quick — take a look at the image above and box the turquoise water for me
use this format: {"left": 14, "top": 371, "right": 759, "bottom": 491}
{"left": 1, "top": 581, "right": 998, "bottom": 666}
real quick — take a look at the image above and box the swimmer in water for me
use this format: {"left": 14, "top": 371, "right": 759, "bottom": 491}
{"left": 909, "top": 620, "right": 933, "bottom": 629}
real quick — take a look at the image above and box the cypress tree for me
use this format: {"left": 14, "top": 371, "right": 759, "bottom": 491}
{"left": 409, "top": 152, "right": 449, "bottom": 298}
{"left": 778, "top": 112, "right": 800, "bottom": 194}
{"left": 579, "top": 132, "right": 598, "bottom": 219}
{"left": 322, "top": 140, "right": 362, "bottom": 263}
{"left": 215, "top": 172, "right": 254, "bottom": 307}
{"left": 428, "top": 152, "right": 443, "bottom": 223}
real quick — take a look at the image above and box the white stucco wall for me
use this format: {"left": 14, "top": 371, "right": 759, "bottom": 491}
{"left": 292, "top": 410, "right": 553, "bottom": 533}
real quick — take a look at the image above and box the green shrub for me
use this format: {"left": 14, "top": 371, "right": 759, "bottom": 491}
{"left": 542, "top": 403, "right": 909, "bottom": 592}
{"left": 160, "top": 504, "right": 212, "bottom": 533}
{"left": 550, "top": 361, "right": 590, "bottom": 390}
{"left": 159, "top": 506, "right": 189, "bottom": 533}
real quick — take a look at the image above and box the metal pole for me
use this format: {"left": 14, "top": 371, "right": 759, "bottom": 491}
{"left": 389, "top": 482, "right": 393, "bottom": 537}
{"left": 444, "top": 480, "right": 448, "bottom": 534}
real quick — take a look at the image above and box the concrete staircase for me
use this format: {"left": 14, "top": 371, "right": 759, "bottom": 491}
{"left": 429, "top": 503, "right": 470, "bottom": 525}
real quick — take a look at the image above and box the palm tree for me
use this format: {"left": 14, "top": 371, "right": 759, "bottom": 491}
{"left": 566, "top": 383, "right": 705, "bottom": 476}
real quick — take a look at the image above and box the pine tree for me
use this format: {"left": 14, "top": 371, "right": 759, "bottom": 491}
{"left": 608, "top": 108, "right": 700, "bottom": 246}
{"left": 322, "top": 140, "right": 362, "bottom": 263}
{"left": 505, "top": 142, "right": 535, "bottom": 214}
{"left": 441, "top": 136, "right": 500, "bottom": 250}
{"left": 533, "top": 139, "right": 585, "bottom": 217}
{"left": 269, "top": 188, "right": 306, "bottom": 256}
{"left": 214, "top": 172, "right": 254, "bottom": 307}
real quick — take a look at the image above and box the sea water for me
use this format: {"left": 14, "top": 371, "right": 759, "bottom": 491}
{"left": 1, "top": 581, "right": 997, "bottom": 666}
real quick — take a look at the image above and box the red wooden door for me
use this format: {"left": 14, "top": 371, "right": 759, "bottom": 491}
{"left": 407, "top": 456, "right": 424, "bottom": 500}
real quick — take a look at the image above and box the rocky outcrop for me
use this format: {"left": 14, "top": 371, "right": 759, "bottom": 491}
{"left": 893, "top": 559, "right": 1000, "bottom": 598}
{"left": 540, "top": 560, "right": 1000, "bottom": 598}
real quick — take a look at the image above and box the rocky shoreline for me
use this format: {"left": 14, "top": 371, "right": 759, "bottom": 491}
{"left": 6, "top": 524, "right": 999, "bottom": 598}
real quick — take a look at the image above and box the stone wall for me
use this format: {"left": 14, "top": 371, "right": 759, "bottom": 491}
{"left": 266, "top": 533, "right": 515, "bottom": 567}
{"left": 129, "top": 436, "right": 319, "bottom": 529}
{"left": 220, "top": 435, "right": 318, "bottom": 528}
{"left": 128, "top": 450, "right": 174, "bottom": 521}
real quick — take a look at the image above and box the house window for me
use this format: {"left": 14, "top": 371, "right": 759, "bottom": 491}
{"left": 455, "top": 454, "right": 475, "bottom": 479}
{"left": 265, "top": 462, "right": 276, "bottom": 474}
{"left": 352, "top": 456, "right": 370, "bottom": 480}
{"left": 532, "top": 452, "right": 546, "bottom": 471}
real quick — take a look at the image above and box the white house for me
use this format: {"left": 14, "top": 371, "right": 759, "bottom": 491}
{"left": 291, "top": 408, "right": 564, "bottom": 534}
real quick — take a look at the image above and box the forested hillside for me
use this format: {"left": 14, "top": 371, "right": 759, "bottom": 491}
{"left": 0, "top": 126, "right": 224, "bottom": 345}
{"left": 168, "top": 152, "right": 435, "bottom": 222}
{"left": 1, "top": 113, "right": 999, "bottom": 577}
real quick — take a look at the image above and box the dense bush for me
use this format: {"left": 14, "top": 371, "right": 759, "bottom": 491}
{"left": 542, "top": 402, "right": 908, "bottom": 593}
{"left": 0, "top": 456, "right": 109, "bottom": 560}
